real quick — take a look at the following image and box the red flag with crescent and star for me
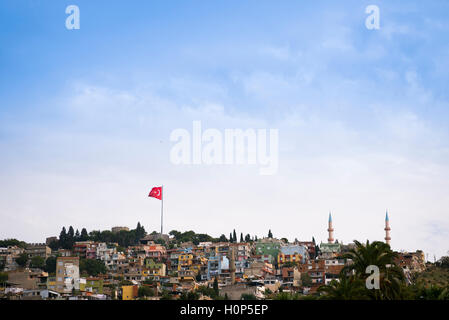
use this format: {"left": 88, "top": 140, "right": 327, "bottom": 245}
{"left": 148, "top": 187, "right": 162, "bottom": 200}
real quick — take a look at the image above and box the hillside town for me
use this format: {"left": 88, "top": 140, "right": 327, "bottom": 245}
{"left": 0, "top": 213, "right": 441, "bottom": 303}
{"left": 1, "top": 212, "right": 438, "bottom": 301}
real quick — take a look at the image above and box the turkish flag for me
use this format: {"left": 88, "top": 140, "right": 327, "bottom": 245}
{"left": 148, "top": 187, "right": 162, "bottom": 200}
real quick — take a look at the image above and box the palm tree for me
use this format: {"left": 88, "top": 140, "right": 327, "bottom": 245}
{"left": 341, "top": 240, "right": 406, "bottom": 300}
{"left": 318, "top": 276, "right": 367, "bottom": 300}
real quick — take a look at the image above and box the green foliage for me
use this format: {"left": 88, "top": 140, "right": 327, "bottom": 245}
{"left": 196, "top": 285, "right": 218, "bottom": 299}
{"left": 15, "top": 253, "right": 29, "bottom": 268}
{"left": 318, "top": 277, "right": 368, "bottom": 300}
{"left": 273, "top": 292, "right": 302, "bottom": 300}
{"left": 268, "top": 230, "right": 273, "bottom": 238}
{"left": 160, "top": 290, "right": 173, "bottom": 300}
{"left": 317, "top": 240, "right": 409, "bottom": 300}
{"left": 340, "top": 240, "right": 406, "bottom": 300}
{"left": 241, "top": 293, "right": 257, "bottom": 300}
{"left": 54, "top": 223, "right": 147, "bottom": 250}
{"left": 45, "top": 256, "right": 57, "bottom": 273}
{"left": 0, "top": 272, "right": 8, "bottom": 285}
{"left": 213, "top": 277, "right": 219, "bottom": 296}
{"left": 30, "top": 256, "right": 45, "bottom": 269}
{"left": 179, "top": 291, "right": 200, "bottom": 300}
{"left": 301, "top": 272, "right": 313, "bottom": 287}
{"left": 138, "top": 286, "right": 155, "bottom": 297}
{"left": 0, "top": 239, "right": 28, "bottom": 248}
{"left": 169, "top": 230, "right": 214, "bottom": 245}
{"left": 80, "top": 258, "right": 107, "bottom": 276}
{"left": 120, "top": 280, "right": 133, "bottom": 286}
{"left": 436, "top": 256, "right": 449, "bottom": 269}
{"left": 413, "top": 265, "right": 449, "bottom": 287}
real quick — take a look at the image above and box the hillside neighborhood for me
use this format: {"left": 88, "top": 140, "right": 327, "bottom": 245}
{"left": 2, "top": 213, "right": 445, "bottom": 301}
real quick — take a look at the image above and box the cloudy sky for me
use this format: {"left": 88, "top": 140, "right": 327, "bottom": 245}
{"left": 0, "top": 1, "right": 448, "bottom": 259}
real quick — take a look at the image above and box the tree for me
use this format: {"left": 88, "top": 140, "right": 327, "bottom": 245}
{"left": 240, "top": 233, "right": 244, "bottom": 243}
{"left": 0, "top": 272, "right": 8, "bottom": 286}
{"left": 273, "top": 292, "right": 301, "bottom": 300}
{"left": 340, "top": 240, "right": 406, "bottom": 300}
{"left": 138, "top": 286, "right": 155, "bottom": 298}
{"left": 233, "top": 230, "right": 237, "bottom": 243}
{"left": 75, "top": 229, "right": 80, "bottom": 241}
{"left": 67, "top": 226, "right": 75, "bottom": 248}
{"left": 213, "top": 277, "right": 219, "bottom": 296}
{"left": 59, "top": 227, "right": 67, "bottom": 249}
{"left": 135, "top": 222, "right": 146, "bottom": 242}
{"left": 15, "top": 253, "right": 29, "bottom": 268}
{"left": 0, "top": 239, "right": 27, "bottom": 248}
{"left": 318, "top": 277, "right": 367, "bottom": 300}
{"left": 229, "top": 233, "right": 233, "bottom": 243}
{"left": 301, "top": 273, "right": 313, "bottom": 287}
{"left": 80, "top": 228, "right": 89, "bottom": 241}
{"left": 80, "top": 259, "right": 107, "bottom": 276}
{"left": 437, "top": 256, "right": 449, "bottom": 269}
{"left": 30, "top": 256, "right": 45, "bottom": 269}
{"left": 48, "top": 239, "right": 59, "bottom": 251}
{"left": 268, "top": 230, "right": 273, "bottom": 238}
{"left": 45, "top": 256, "right": 57, "bottom": 274}
{"left": 169, "top": 230, "right": 182, "bottom": 240}
{"left": 219, "top": 234, "right": 228, "bottom": 242}
{"left": 179, "top": 291, "right": 200, "bottom": 300}
{"left": 196, "top": 285, "right": 217, "bottom": 299}
{"left": 245, "top": 234, "right": 251, "bottom": 242}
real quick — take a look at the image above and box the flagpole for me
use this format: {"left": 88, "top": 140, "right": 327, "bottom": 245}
{"left": 161, "top": 185, "right": 163, "bottom": 235}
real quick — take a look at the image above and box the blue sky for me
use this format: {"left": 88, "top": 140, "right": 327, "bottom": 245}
{"left": 0, "top": 1, "right": 448, "bottom": 259}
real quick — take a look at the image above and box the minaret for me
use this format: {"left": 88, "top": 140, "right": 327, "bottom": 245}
{"left": 327, "top": 212, "right": 334, "bottom": 244}
{"left": 384, "top": 211, "right": 391, "bottom": 246}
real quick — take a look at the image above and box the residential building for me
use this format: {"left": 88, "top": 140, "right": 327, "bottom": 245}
{"left": 277, "top": 244, "right": 309, "bottom": 265}
{"left": 26, "top": 243, "right": 51, "bottom": 259}
{"left": 55, "top": 257, "right": 80, "bottom": 294}
{"left": 122, "top": 285, "right": 138, "bottom": 300}
{"left": 255, "top": 239, "right": 281, "bottom": 264}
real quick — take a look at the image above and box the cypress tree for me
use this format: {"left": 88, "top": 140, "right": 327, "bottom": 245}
{"left": 59, "top": 227, "right": 67, "bottom": 249}
{"left": 80, "top": 228, "right": 89, "bottom": 241}
{"left": 213, "top": 277, "right": 219, "bottom": 296}
{"left": 67, "top": 226, "right": 75, "bottom": 249}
